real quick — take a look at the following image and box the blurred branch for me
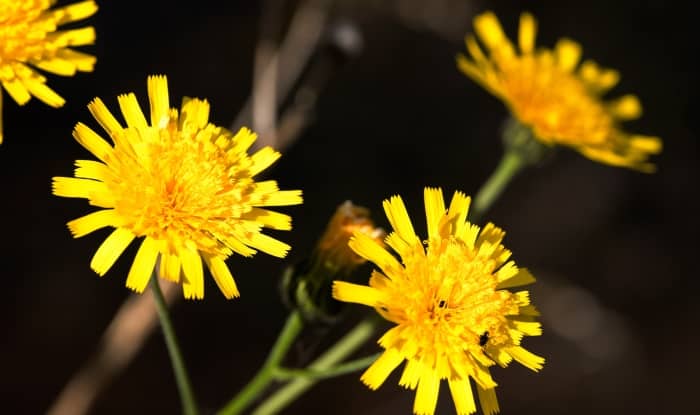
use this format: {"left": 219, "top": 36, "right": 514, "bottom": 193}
{"left": 231, "top": 0, "right": 332, "bottom": 150}
{"left": 46, "top": 281, "right": 179, "bottom": 415}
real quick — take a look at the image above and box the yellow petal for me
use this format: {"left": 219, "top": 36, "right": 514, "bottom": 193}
{"left": 360, "top": 348, "right": 404, "bottom": 390}
{"left": 507, "top": 346, "right": 545, "bottom": 371}
{"left": 204, "top": 255, "right": 240, "bottom": 299}
{"left": 464, "top": 35, "right": 487, "bottom": 64}
{"left": 47, "top": 27, "right": 96, "bottom": 47}
{"left": 260, "top": 189, "right": 303, "bottom": 206}
{"left": 579, "top": 60, "right": 619, "bottom": 92}
{"left": 118, "top": 93, "right": 148, "bottom": 129}
{"left": 246, "top": 232, "right": 291, "bottom": 258}
{"left": 348, "top": 232, "right": 401, "bottom": 274}
{"left": 159, "top": 252, "right": 181, "bottom": 283}
{"left": 25, "top": 80, "right": 65, "bottom": 107}
{"left": 332, "top": 281, "right": 386, "bottom": 307}
{"left": 414, "top": 369, "right": 440, "bottom": 415}
{"left": 147, "top": 75, "right": 170, "bottom": 128}
{"left": 518, "top": 12, "right": 537, "bottom": 54}
{"left": 67, "top": 209, "right": 119, "bottom": 238}
{"left": 52, "top": 176, "right": 106, "bottom": 199}
{"left": 629, "top": 135, "right": 662, "bottom": 153}
{"left": 423, "top": 187, "right": 445, "bottom": 240}
{"left": 473, "top": 11, "right": 511, "bottom": 54}
{"left": 443, "top": 191, "right": 471, "bottom": 237}
{"left": 383, "top": 195, "right": 418, "bottom": 244}
{"left": 125, "top": 237, "right": 160, "bottom": 293}
{"left": 241, "top": 208, "right": 292, "bottom": 230}
{"left": 229, "top": 127, "right": 257, "bottom": 154}
{"left": 72, "top": 122, "right": 113, "bottom": 162}
{"left": 54, "top": 0, "right": 98, "bottom": 25}
{"left": 57, "top": 49, "right": 96, "bottom": 72}
{"left": 90, "top": 228, "right": 136, "bottom": 276}
{"left": 249, "top": 147, "right": 281, "bottom": 177}
{"left": 514, "top": 290, "right": 531, "bottom": 306}
{"left": 385, "top": 231, "right": 410, "bottom": 257}
{"left": 399, "top": 358, "right": 422, "bottom": 389}
{"left": 74, "top": 159, "right": 111, "bottom": 181}
{"left": 87, "top": 98, "right": 123, "bottom": 136}
{"left": 609, "top": 94, "right": 642, "bottom": 120}
{"left": 476, "top": 386, "right": 500, "bottom": 415}
{"left": 448, "top": 378, "right": 477, "bottom": 415}
{"left": 555, "top": 38, "right": 582, "bottom": 72}
{"left": 33, "top": 57, "right": 77, "bottom": 76}
{"left": 180, "top": 248, "right": 204, "bottom": 299}
{"left": 519, "top": 304, "right": 541, "bottom": 316}
{"left": 368, "top": 270, "right": 391, "bottom": 290}
{"left": 511, "top": 320, "right": 542, "bottom": 336}
{"left": 476, "top": 222, "right": 510, "bottom": 264}
{"left": 180, "top": 97, "right": 210, "bottom": 130}
{"left": 496, "top": 267, "right": 536, "bottom": 289}
{"left": 3, "top": 79, "right": 31, "bottom": 105}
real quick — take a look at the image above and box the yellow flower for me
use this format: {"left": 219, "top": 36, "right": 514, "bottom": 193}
{"left": 53, "top": 75, "right": 303, "bottom": 299}
{"left": 0, "top": 0, "right": 98, "bottom": 143}
{"left": 457, "top": 11, "right": 662, "bottom": 172}
{"left": 333, "top": 188, "right": 543, "bottom": 415}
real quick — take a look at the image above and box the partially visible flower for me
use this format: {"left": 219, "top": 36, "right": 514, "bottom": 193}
{"left": 315, "top": 201, "right": 385, "bottom": 275}
{"left": 53, "top": 75, "right": 303, "bottom": 299}
{"left": 282, "top": 201, "right": 385, "bottom": 323}
{"left": 457, "top": 11, "right": 661, "bottom": 172}
{"left": 0, "top": 0, "right": 98, "bottom": 143}
{"left": 333, "top": 188, "right": 543, "bottom": 415}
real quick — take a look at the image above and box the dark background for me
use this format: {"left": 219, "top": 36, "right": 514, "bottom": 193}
{"left": 2, "top": 0, "right": 698, "bottom": 414}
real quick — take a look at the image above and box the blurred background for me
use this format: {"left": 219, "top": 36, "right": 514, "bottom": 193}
{"left": 2, "top": 0, "right": 698, "bottom": 413}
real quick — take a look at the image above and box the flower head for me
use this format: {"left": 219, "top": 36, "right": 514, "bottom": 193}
{"left": 282, "top": 201, "right": 385, "bottom": 323}
{"left": 0, "top": 0, "right": 98, "bottom": 143}
{"left": 315, "top": 201, "right": 385, "bottom": 275}
{"left": 457, "top": 11, "right": 661, "bottom": 172}
{"left": 333, "top": 188, "right": 543, "bottom": 415}
{"left": 53, "top": 75, "right": 303, "bottom": 299}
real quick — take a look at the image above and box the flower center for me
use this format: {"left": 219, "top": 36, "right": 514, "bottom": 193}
{"left": 499, "top": 54, "right": 613, "bottom": 145}
{"left": 396, "top": 238, "right": 517, "bottom": 351}
{"left": 0, "top": 1, "right": 55, "bottom": 63}
{"left": 105, "top": 126, "right": 254, "bottom": 254}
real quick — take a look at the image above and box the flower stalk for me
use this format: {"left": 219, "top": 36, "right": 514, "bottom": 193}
{"left": 250, "top": 317, "right": 380, "bottom": 415}
{"left": 218, "top": 312, "right": 304, "bottom": 415}
{"left": 151, "top": 274, "right": 198, "bottom": 415}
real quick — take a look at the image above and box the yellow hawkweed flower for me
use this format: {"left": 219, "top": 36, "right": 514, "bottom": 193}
{"left": 457, "top": 11, "right": 662, "bottom": 172}
{"left": 0, "top": 0, "right": 98, "bottom": 143}
{"left": 333, "top": 188, "right": 543, "bottom": 415}
{"left": 53, "top": 75, "right": 303, "bottom": 299}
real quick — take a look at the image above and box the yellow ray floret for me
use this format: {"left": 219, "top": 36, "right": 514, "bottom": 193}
{"left": 52, "top": 75, "right": 303, "bottom": 299}
{"left": 0, "top": 0, "right": 98, "bottom": 143}
{"left": 333, "top": 188, "right": 543, "bottom": 415}
{"left": 457, "top": 11, "right": 662, "bottom": 172}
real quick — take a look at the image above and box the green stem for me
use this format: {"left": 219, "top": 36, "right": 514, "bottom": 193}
{"left": 151, "top": 275, "right": 198, "bottom": 415}
{"left": 471, "top": 150, "right": 526, "bottom": 222}
{"left": 251, "top": 317, "right": 379, "bottom": 415}
{"left": 274, "top": 352, "right": 381, "bottom": 380}
{"left": 218, "top": 311, "right": 304, "bottom": 415}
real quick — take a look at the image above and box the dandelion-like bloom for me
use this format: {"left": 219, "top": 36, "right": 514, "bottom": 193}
{"left": 53, "top": 75, "right": 303, "bottom": 299}
{"left": 457, "top": 11, "right": 661, "bottom": 172}
{"left": 333, "top": 188, "right": 543, "bottom": 415}
{"left": 0, "top": 0, "right": 98, "bottom": 143}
